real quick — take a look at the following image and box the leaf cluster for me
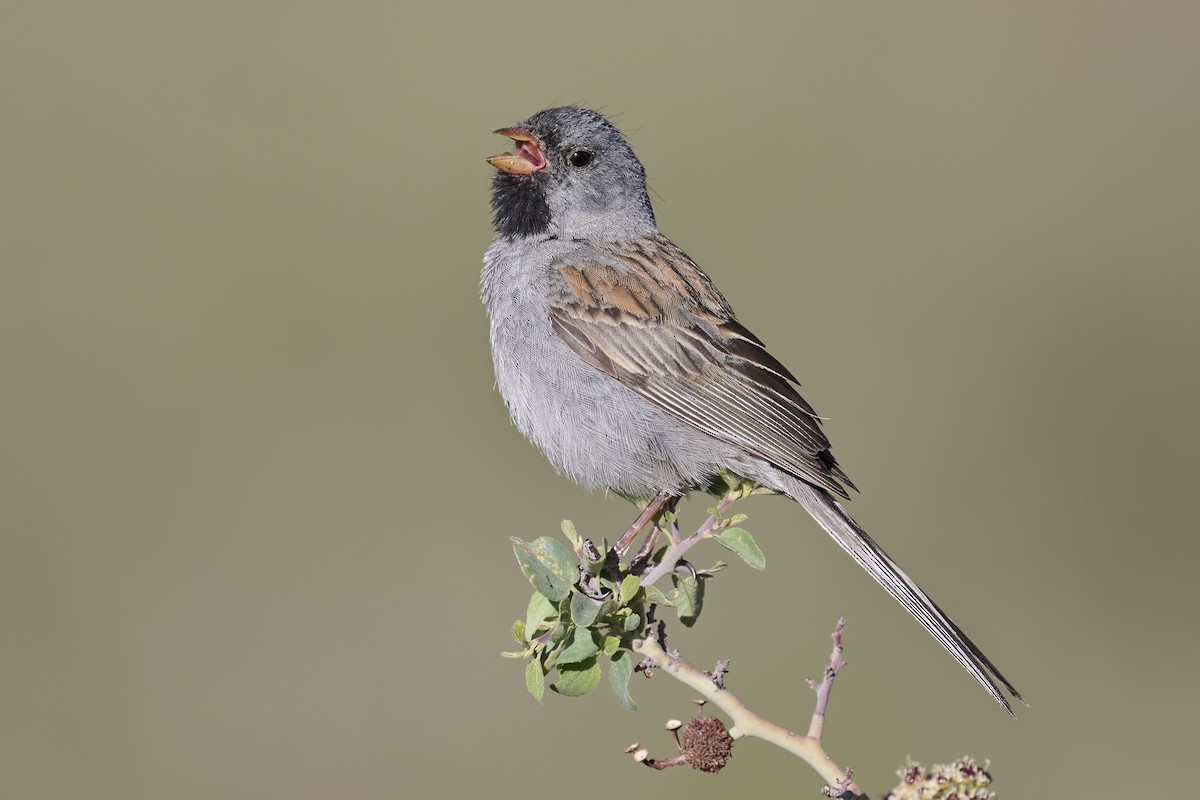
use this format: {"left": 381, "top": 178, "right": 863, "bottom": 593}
{"left": 505, "top": 500, "right": 766, "bottom": 708}
{"left": 504, "top": 526, "right": 644, "bottom": 707}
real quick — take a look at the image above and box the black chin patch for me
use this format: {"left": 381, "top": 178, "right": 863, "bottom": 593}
{"left": 491, "top": 171, "right": 552, "bottom": 239}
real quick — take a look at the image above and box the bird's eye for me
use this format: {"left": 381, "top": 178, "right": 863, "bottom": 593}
{"left": 567, "top": 149, "right": 594, "bottom": 168}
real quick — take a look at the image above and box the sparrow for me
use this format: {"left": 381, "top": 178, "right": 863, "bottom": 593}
{"left": 481, "top": 106, "right": 1023, "bottom": 713}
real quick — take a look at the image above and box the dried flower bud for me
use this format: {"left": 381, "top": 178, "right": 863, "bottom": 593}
{"left": 679, "top": 714, "right": 733, "bottom": 774}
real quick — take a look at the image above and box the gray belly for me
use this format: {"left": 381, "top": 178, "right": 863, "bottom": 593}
{"left": 490, "top": 313, "right": 724, "bottom": 496}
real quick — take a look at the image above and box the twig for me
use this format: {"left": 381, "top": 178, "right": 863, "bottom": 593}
{"left": 806, "top": 616, "right": 847, "bottom": 742}
{"left": 632, "top": 623, "right": 867, "bottom": 799}
{"left": 638, "top": 492, "right": 738, "bottom": 586}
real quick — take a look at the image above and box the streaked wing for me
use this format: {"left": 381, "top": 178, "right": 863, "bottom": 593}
{"left": 549, "top": 234, "right": 855, "bottom": 498}
{"left": 550, "top": 235, "right": 1025, "bottom": 712}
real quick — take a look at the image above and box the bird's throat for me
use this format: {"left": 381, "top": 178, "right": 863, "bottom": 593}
{"left": 491, "top": 171, "right": 552, "bottom": 239}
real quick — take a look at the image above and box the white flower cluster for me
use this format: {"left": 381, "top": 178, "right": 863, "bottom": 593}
{"left": 885, "top": 756, "right": 995, "bottom": 800}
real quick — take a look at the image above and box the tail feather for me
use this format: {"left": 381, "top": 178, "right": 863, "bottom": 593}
{"left": 784, "top": 478, "right": 1025, "bottom": 714}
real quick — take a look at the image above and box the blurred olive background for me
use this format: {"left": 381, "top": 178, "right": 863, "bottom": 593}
{"left": 3, "top": 2, "right": 1198, "bottom": 798}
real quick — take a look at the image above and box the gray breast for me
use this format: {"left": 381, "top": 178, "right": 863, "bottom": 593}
{"left": 481, "top": 238, "right": 725, "bottom": 495}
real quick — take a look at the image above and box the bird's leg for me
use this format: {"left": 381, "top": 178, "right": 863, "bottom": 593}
{"left": 613, "top": 491, "right": 673, "bottom": 558}
{"left": 629, "top": 495, "right": 682, "bottom": 573}
{"left": 631, "top": 526, "right": 661, "bottom": 571}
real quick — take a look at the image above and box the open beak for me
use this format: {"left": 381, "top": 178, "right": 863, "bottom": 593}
{"left": 487, "top": 127, "right": 547, "bottom": 175}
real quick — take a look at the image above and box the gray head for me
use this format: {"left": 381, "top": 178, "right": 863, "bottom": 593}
{"left": 487, "top": 106, "right": 656, "bottom": 241}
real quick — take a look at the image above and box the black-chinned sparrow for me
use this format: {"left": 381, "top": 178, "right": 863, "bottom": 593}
{"left": 482, "top": 106, "right": 1023, "bottom": 713}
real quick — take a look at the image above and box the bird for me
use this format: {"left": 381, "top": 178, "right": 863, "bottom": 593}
{"left": 481, "top": 106, "right": 1023, "bottom": 713}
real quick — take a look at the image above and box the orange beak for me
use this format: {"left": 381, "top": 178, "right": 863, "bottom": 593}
{"left": 487, "top": 127, "right": 547, "bottom": 175}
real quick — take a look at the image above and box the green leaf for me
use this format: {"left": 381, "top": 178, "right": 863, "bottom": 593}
{"left": 712, "top": 527, "right": 766, "bottom": 570}
{"left": 550, "top": 615, "right": 569, "bottom": 644}
{"left": 571, "top": 591, "right": 605, "bottom": 628}
{"left": 510, "top": 620, "right": 525, "bottom": 645}
{"left": 525, "top": 659, "right": 545, "bottom": 702}
{"left": 552, "top": 658, "right": 601, "bottom": 697}
{"left": 558, "top": 627, "right": 601, "bottom": 666}
{"left": 602, "top": 635, "right": 621, "bottom": 656}
{"left": 608, "top": 650, "right": 637, "bottom": 710}
{"left": 542, "top": 640, "right": 563, "bottom": 671}
{"left": 524, "top": 591, "right": 557, "bottom": 639}
{"left": 669, "top": 573, "right": 704, "bottom": 627}
{"left": 619, "top": 574, "right": 641, "bottom": 605}
{"left": 597, "top": 596, "right": 617, "bottom": 620}
{"left": 622, "top": 611, "right": 642, "bottom": 633}
{"left": 642, "top": 584, "right": 675, "bottom": 607}
{"left": 560, "top": 519, "right": 580, "bottom": 549}
{"left": 512, "top": 536, "right": 577, "bottom": 601}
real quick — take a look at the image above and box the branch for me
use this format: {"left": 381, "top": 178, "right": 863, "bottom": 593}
{"left": 806, "top": 616, "right": 847, "bottom": 742}
{"left": 631, "top": 622, "right": 866, "bottom": 799}
{"left": 638, "top": 491, "right": 738, "bottom": 587}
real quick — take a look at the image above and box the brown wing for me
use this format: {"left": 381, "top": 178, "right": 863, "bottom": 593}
{"left": 549, "top": 234, "right": 856, "bottom": 498}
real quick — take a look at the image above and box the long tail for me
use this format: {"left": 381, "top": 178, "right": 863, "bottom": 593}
{"left": 782, "top": 476, "right": 1025, "bottom": 714}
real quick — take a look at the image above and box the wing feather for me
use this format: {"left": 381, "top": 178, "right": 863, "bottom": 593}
{"left": 550, "top": 235, "right": 854, "bottom": 497}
